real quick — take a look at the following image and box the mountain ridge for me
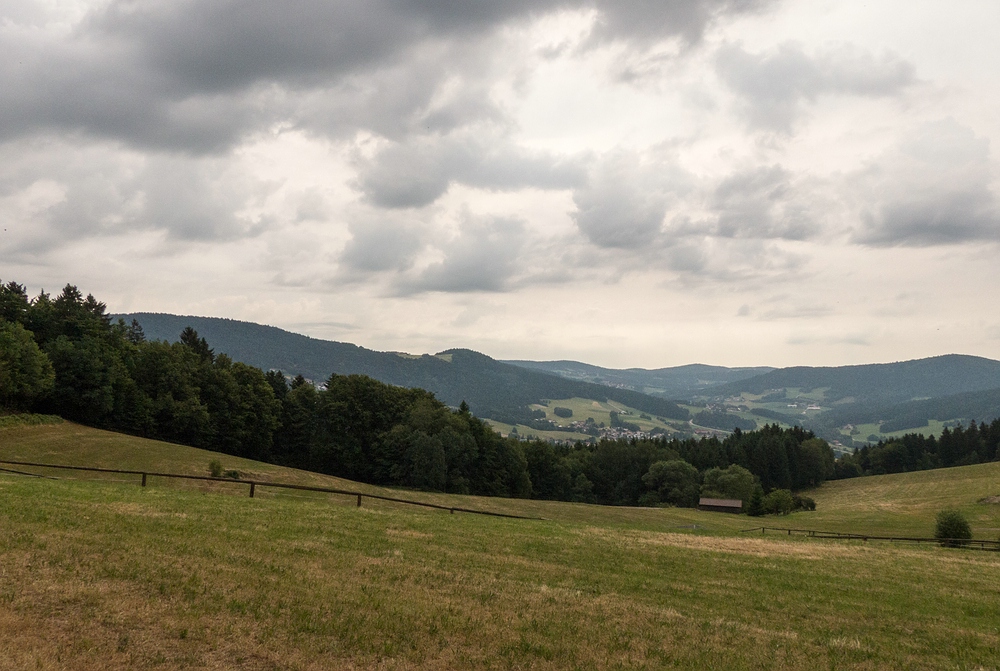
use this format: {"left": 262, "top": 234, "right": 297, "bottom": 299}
{"left": 117, "top": 312, "right": 1000, "bottom": 441}
{"left": 118, "top": 312, "right": 690, "bottom": 422}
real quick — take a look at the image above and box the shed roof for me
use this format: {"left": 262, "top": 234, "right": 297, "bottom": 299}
{"left": 698, "top": 497, "right": 743, "bottom": 508}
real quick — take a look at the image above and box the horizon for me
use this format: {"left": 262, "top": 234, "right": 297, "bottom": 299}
{"left": 110, "top": 308, "right": 999, "bottom": 372}
{"left": 3, "top": 1, "right": 999, "bottom": 369}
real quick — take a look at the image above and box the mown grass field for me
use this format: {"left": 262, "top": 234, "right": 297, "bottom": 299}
{"left": 2, "top": 420, "right": 1000, "bottom": 669}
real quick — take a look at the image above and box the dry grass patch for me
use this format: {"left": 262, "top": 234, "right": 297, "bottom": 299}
{"left": 583, "top": 527, "right": 869, "bottom": 559}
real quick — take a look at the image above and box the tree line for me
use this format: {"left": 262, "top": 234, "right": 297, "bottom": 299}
{"left": 835, "top": 421, "right": 1000, "bottom": 477}
{"left": 520, "top": 424, "right": 833, "bottom": 508}
{"left": 2, "top": 280, "right": 835, "bottom": 509}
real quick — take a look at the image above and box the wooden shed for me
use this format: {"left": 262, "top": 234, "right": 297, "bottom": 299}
{"left": 698, "top": 497, "right": 743, "bottom": 513}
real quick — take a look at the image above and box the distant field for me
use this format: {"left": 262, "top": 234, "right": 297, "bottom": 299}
{"left": 3, "top": 421, "right": 1000, "bottom": 669}
{"left": 485, "top": 397, "right": 690, "bottom": 440}
{"left": 530, "top": 397, "right": 689, "bottom": 434}
{"left": 725, "top": 389, "right": 976, "bottom": 443}
{"left": 482, "top": 418, "right": 595, "bottom": 443}
{"left": 842, "top": 420, "right": 951, "bottom": 443}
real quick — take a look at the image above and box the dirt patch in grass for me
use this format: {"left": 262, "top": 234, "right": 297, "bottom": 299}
{"left": 978, "top": 495, "right": 1000, "bottom": 505}
{"left": 579, "top": 527, "right": 868, "bottom": 559}
{"left": 104, "top": 502, "right": 188, "bottom": 519}
{"left": 386, "top": 528, "right": 433, "bottom": 540}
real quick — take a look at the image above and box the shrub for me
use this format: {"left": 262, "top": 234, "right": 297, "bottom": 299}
{"left": 637, "top": 491, "right": 660, "bottom": 507}
{"left": 934, "top": 509, "right": 972, "bottom": 547}
{"left": 792, "top": 495, "right": 816, "bottom": 511}
{"left": 208, "top": 460, "right": 223, "bottom": 478}
{"left": 762, "top": 489, "right": 795, "bottom": 515}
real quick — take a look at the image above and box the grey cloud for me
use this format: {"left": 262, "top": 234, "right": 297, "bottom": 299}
{"left": 587, "top": 0, "right": 774, "bottom": 48}
{"left": 573, "top": 150, "right": 690, "bottom": 248}
{"left": 0, "top": 140, "right": 144, "bottom": 254}
{"left": 0, "top": 0, "right": 774, "bottom": 152}
{"left": 339, "top": 217, "right": 424, "bottom": 273}
{"left": 0, "top": 25, "right": 271, "bottom": 152}
{"left": 852, "top": 119, "right": 1000, "bottom": 246}
{"left": 759, "top": 304, "right": 833, "bottom": 321}
{"left": 0, "top": 141, "right": 266, "bottom": 250}
{"left": 139, "top": 157, "right": 264, "bottom": 241}
{"left": 358, "top": 134, "right": 585, "bottom": 208}
{"left": 405, "top": 216, "right": 525, "bottom": 293}
{"left": 709, "top": 165, "right": 817, "bottom": 240}
{"left": 657, "top": 237, "right": 808, "bottom": 285}
{"left": 786, "top": 332, "right": 871, "bottom": 347}
{"left": 716, "top": 42, "right": 915, "bottom": 132}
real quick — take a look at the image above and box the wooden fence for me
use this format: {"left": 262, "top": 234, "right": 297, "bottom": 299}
{"left": 0, "top": 459, "right": 545, "bottom": 521}
{"left": 740, "top": 526, "right": 1000, "bottom": 551}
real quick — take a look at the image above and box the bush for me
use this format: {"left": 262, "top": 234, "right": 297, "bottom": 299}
{"left": 792, "top": 495, "right": 816, "bottom": 511}
{"left": 934, "top": 509, "right": 972, "bottom": 547}
{"left": 209, "top": 460, "right": 223, "bottom": 478}
{"left": 762, "top": 489, "right": 795, "bottom": 515}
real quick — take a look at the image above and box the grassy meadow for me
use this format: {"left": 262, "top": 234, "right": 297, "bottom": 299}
{"left": 487, "top": 397, "right": 695, "bottom": 441}
{"left": 2, "top": 420, "right": 1000, "bottom": 669}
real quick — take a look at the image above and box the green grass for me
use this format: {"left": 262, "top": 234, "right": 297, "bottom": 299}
{"left": 0, "top": 412, "right": 63, "bottom": 429}
{"left": 3, "top": 421, "right": 1000, "bottom": 669}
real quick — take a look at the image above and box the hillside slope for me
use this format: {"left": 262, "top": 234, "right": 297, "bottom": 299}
{"left": 711, "top": 354, "right": 1000, "bottom": 405}
{"left": 503, "top": 360, "right": 774, "bottom": 398}
{"left": 3, "top": 422, "right": 1000, "bottom": 671}
{"left": 818, "top": 386, "right": 1000, "bottom": 433}
{"left": 118, "top": 313, "right": 689, "bottom": 421}
{"left": 7, "top": 418, "right": 999, "bottom": 535}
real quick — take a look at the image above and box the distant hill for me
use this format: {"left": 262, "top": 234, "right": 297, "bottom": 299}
{"left": 118, "top": 313, "right": 690, "bottom": 422}
{"left": 818, "top": 386, "right": 1000, "bottom": 434}
{"left": 709, "top": 354, "right": 1000, "bottom": 406}
{"left": 504, "top": 360, "right": 774, "bottom": 399}
{"left": 118, "top": 313, "right": 1000, "bottom": 442}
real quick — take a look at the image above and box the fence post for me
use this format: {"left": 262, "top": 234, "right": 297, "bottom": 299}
{"left": 141, "top": 473, "right": 147, "bottom": 487}
{"left": 249, "top": 482, "right": 255, "bottom": 498}
{"left": 357, "top": 494, "right": 362, "bottom": 507}
{"left": 450, "top": 508, "right": 454, "bottom": 514}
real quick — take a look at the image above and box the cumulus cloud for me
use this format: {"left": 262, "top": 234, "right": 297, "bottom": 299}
{"left": 357, "top": 133, "right": 585, "bottom": 208}
{"left": 572, "top": 149, "right": 691, "bottom": 248}
{"left": 339, "top": 214, "right": 424, "bottom": 273}
{"left": 0, "top": 140, "right": 268, "bottom": 254}
{"left": 708, "top": 165, "right": 818, "bottom": 240}
{"left": 587, "top": 0, "right": 775, "bottom": 48}
{"left": 0, "top": 0, "right": 769, "bottom": 153}
{"left": 851, "top": 119, "right": 1000, "bottom": 246}
{"left": 716, "top": 42, "right": 915, "bottom": 132}
{"left": 138, "top": 156, "right": 269, "bottom": 241}
{"left": 404, "top": 215, "right": 526, "bottom": 293}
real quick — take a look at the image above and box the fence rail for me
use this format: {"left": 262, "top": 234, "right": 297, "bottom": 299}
{"left": 740, "top": 526, "right": 1000, "bottom": 551}
{"left": 0, "top": 459, "right": 545, "bottom": 521}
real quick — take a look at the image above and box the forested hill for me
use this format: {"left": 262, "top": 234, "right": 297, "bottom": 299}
{"left": 709, "top": 354, "right": 1000, "bottom": 405}
{"left": 119, "top": 313, "right": 689, "bottom": 421}
{"left": 504, "top": 360, "right": 774, "bottom": 398}
{"left": 817, "top": 386, "right": 1000, "bottom": 434}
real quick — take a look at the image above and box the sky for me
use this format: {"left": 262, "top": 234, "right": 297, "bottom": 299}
{"left": 1, "top": 0, "right": 999, "bottom": 369}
